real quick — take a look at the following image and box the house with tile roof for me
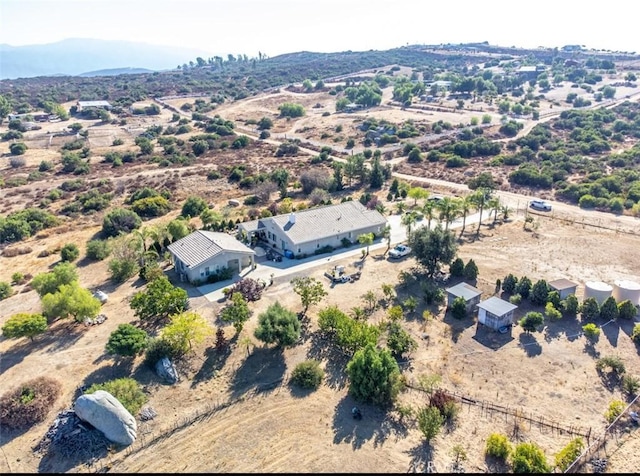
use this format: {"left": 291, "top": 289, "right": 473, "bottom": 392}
{"left": 238, "top": 200, "right": 388, "bottom": 258}
{"left": 167, "top": 230, "right": 255, "bottom": 284}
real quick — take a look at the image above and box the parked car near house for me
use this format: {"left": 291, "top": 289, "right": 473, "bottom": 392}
{"left": 389, "top": 244, "right": 411, "bottom": 259}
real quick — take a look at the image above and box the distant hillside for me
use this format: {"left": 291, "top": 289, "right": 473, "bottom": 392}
{"left": 78, "top": 67, "right": 156, "bottom": 77}
{"left": 0, "top": 38, "right": 213, "bottom": 79}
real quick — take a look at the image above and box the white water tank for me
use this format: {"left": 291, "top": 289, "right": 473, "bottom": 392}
{"left": 612, "top": 280, "right": 640, "bottom": 305}
{"left": 584, "top": 281, "right": 613, "bottom": 305}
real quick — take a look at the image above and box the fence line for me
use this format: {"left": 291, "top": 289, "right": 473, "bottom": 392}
{"left": 406, "top": 381, "right": 593, "bottom": 440}
{"left": 563, "top": 394, "right": 639, "bottom": 473}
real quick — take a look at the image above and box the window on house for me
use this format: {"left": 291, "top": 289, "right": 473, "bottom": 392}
{"left": 205, "top": 267, "right": 210, "bottom": 276}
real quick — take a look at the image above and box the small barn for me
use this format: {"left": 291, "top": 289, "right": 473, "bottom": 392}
{"left": 477, "top": 297, "right": 518, "bottom": 331}
{"left": 445, "top": 282, "right": 482, "bottom": 313}
{"left": 548, "top": 278, "right": 578, "bottom": 300}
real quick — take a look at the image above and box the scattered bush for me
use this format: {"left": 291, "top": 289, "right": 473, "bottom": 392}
{"left": 582, "top": 323, "right": 600, "bottom": 339}
{"left": 604, "top": 399, "right": 625, "bottom": 423}
{"left": 0, "top": 377, "right": 62, "bottom": 430}
{"left": 0, "top": 281, "right": 13, "bottom": 300}
{"left": 485, "top": 433, "right": 512, "bottom": 460}
{"left": 622, "top": 375, "right": 640, "bottom": 396}
{"left": 86, "top": 239, "right": 111, "bottom": 261}
{"left": 555, "top": 438, "right": 584, "bottom": 472}
{"left": 291, "top": 360, "right": 325, "bottom": 390}
{"left": 60, "top": 243, "right": 80, "bottom": 262}
{"left": 596, "top": 356, "right": 626, "bottom": 376}
{"left": 511, "top": 442, "right": 551, "bottom": 473}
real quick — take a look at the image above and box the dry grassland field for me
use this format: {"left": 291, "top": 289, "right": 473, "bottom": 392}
{"left": 1, "top": 62, "right": 640, "bottom": 474}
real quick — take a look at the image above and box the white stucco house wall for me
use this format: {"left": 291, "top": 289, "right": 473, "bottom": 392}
{"left": 167, "top": 230, "right": 255, "bottom": 284}
{"left": 237, "top": 200, "right": 388, "bottom": 258}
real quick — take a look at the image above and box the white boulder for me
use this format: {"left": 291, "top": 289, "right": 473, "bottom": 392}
{"left": 74, "top": 390, "right": 137, "bottom": 446}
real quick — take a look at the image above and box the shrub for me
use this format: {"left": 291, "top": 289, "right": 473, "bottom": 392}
{"left": 511, "top": 442, "right": 551, "bottom": 473}
{"left": 86, "top": 239, "right": 111, "bottom": 261}
{"left": 604, "top": 400, "right": 625, "bottom": 423}
{"left": 106, "top": 324, "right": 149, "bottom": 357}
{"left": 0, "top": 377, "right": 62, "bottom": 430}
{"left": 555, "top": 438, "right": 584, "bottom": 472}
{"left": 291, "top": 360, "right": 325, "bottom": 390}
{"left": 596, "top": 356, "right": 626, "bottom": 375}
{"left": 633, "top": 324, "right": 640, "bottom": 343}
{"left": 582, "top": 323, "right": 600, "bottom": 339}
{"left": 9, "top": 142, "right": 27, "bottom": 155}
{"left": 102, "top": 208, "right": 141, "bottom": 238}
{"left": 84, "top": 377, "right": 148, "bottom": 417}
{"left": 0, "top": 281, "right": 13, "bottom": 300}
{"left": 622, "top": 375, "right": 640, "bottom": 396}
{"left": 227, "top": 277, "right": 264, "bottom": 302}
{"left": 429, "top": 389, "right": 458, "bottom": 422}
{"left": 450, "top": 296, "right": 467, "bottom": 319}
{"left": 509, "top": 293, "right": 522, "bottom": 305}
{"left": 60, "top": 243, "right": 80, "bottom": 262}
{"left": 485, "top": 433, "right": 512, "bottom": 459}
{"left": 417, "top": 405, "right": 444, "bottom": 442}
{"left": 545, "top": 302, "right": 562, "bottom": 321}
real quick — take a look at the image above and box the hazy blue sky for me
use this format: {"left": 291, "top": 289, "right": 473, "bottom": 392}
{"left": 2, "top": 0, "right": 638, "bottom": 56}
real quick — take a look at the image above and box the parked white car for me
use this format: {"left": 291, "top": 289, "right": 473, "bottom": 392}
{"left": 389, "top": 244, "right": 411, "bottom": 259}
{"left": 529, "top": 199, "right": 552, "bottom": 211}
{"left": 93, "top": 290, "right": 108, "bottom": 304}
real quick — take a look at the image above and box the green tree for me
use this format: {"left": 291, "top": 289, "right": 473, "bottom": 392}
{"left": 346, "top": 343, "right": 402, "bottom": 406}
{"left": 512, "top": 442, "right": 551, "bottom": 473}
{"left": 357, "top": 232, "right": 375, "bottom": 256}
{"left": 386, "top": 321, "right": 418, "bottom": 358}
{"left": 545, "top": 302, "right": 562, "bottom": 321}
{"left": 102, "top": 208, "right": 142, "bottom": 238}
{"left": 417, "top": 405, "right": 444, "bottom": 442}
{"left": 462, "top": 259, "right": 478, "bottom": 281}
{"left": 530, "top": 279, "right": 549, "bottom": 305}
{"left": 41, "top": 282, "right": 101, "bottom": 322}
{"left": 450, "top": 296, "right": 467, "bottom": 319}
{"left": 181, "top": 196, "right": 208, "bottom": 218}
{"left": 581, "top": 297, "right": 600, "bottom": 321}
{"left": 60, "top": 243, "right": 80, "bottom": 262}
{"left": 515, "top": 276, "right": 532, "bottom": 299}
{"left": 270, "top": 167, "right": 290, "bottom": 198}
{"left": 220, "top": 292, "right": 251, "bottom": 333}
{"left": 257, "top": 116, "right": 273, "bottom": 130}
{"left": 618, "top": 300, "right": 638, "bottom": 320}
{"left": 291, "top": 276, "right": 327, "bottom": 315}
{"left": 130, "top": 276, "right": 188, "bottom": 321}
{"left": 278, "top": 102, "right": 305, "bottom": 118}
{"left": 502, "top": 273, "right": 518, "bottom": 294}
{"left": 0, "top": 95, "right": 11, "bottom": 124}
{"left": 2, "top": 313, "right": 47, "bottom": 341}
{"left": 519, "top": 311, "right": 544, "bottom": 333}
{"left": 561, "top": 294, "right": 580, "bottom": 317}
{"left": 408, "top": 224, "right": 458, "bottom": 279}
{"left": 161, "top": 311, "right": 213, "bottom": 355}
{"left": 599, "top": 296, "right": 619, "bottom": 321}
{"left": 254, "top": 301, "right": 301, "bottom": 347}
{"left": 449, "top": 257, "right": 464, "bottom": 277}
{"left": 435, "top": 196, "right": 460, "bottom": 231}
{"left": 106, "top": 324, "right": 149, "bottom": 357}
{"left": 31, "top": 262, "right": 79, "bottom": 297}
{"left": 407, "top": 187, "right": 428, "bottom": 206}
{"left": 469, "top": 188, "right": 491, "bottom": 236}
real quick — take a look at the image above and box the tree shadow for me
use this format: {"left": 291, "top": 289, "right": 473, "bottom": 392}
{"left": 484, "top": 454, "right": 510, "bottom": 473}
{"left": 331, "top": 394, "right": 389, "bottom": 450}
{"left": 306, "top": 330, "right": 349, "bottom": 390}
{"left": 518, "top": 332, "right": 542, "bottom": 357}
{"left": 406, "top": 441, "right": 434, "bottom": 473}
{"left": 228, "top": 345, "right": 286, "bottom": 399}
{"left": 42, "top": 319, "right": 86, "bottom": 354}
{"left": 600, "top": 319, "right": 620, "bottom": 347}
{"left": 472, "top": 323, "right": 515, "bottom": 350}
{"left": 583, "top": 339, "right": 601, "bottom": 359}
{"left": 442, "top": 309, "right": 476, "bottom": 343}
{"left": 190, "top": 334, "right": 235, "bottom": 387}
{"left": 543, "top": 317, "right": 583, "bottom": 343}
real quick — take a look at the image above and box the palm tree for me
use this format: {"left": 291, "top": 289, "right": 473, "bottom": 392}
{"left": 357, "top": 232, "right": 375, "bottom": 257}
{"left": 457, "top": 196, "right": 474, "bottom": 237}
{"left": 488, "top": 197, "right": 501, "bottom": 226}
{"left": 470, "top": 188, "right": 490, "bottom": 237}
{"left": 382, "top": 224, "right": 392, "bottom": 255}
{"left": 421, "top": 200, "right": 436, "bottom": 230}
{"left": 401, "top": 211, "right": 418, "bottom": 237}
{"left": 436, "top": 197, "right": 460, "bottom": 231}
{"left": 500, "top": 205, "right": 512, "bottom": 222}
{"left": 395, "top": 201, "right": 407, "bottom": 215}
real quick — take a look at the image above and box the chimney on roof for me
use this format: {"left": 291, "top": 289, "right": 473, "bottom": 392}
{"left": 289, "top": 212, "right": 296, "bottom": 224}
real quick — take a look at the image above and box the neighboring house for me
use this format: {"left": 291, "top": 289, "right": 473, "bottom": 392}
{"left": 238, "top": 201, "right": 388, "bottom": 258}
{"left": 76, "top": 100, "right": 112, "bottom": 112}
{"left": 477, "top": 296, "right": 518, "bottom": 331}
{"left": 445, "top": 282, "right": 482, "bottom": 313}
{"left": 548, "top": 278, "right": 578, "bottom": 300}
{"left": 167, "top": 230, "right": 255, "bottom": 284}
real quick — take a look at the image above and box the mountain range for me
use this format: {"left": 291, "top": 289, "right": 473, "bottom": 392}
{"left": 0, "top": 38, "right": 213, "bottom": 80}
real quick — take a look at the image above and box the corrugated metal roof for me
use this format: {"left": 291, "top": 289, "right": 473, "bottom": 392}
{"left": 167, "top": 230, "right": 254, "bottom": 268}
{"left": 548, "top": 278, "right": 578, "bottom": 290}
{"left": 269, "top": 201, "right": 387, "bottom": 245}
{"left": 445, "top": 282, "right": 482, "bottom": 301}
{"left": 477, "top": 296, "right": 518, "bottom": 316}
{"left": 78, "top": 100, "right": 111, "bottom": 107}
